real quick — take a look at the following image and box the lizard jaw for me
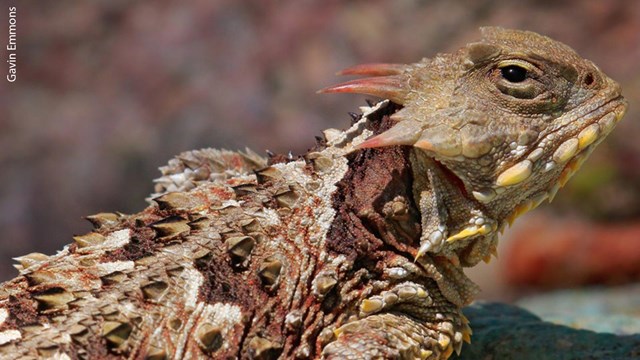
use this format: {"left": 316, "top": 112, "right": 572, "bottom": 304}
{"left": 416, "top": 97, "right": 626, "bottom": 266}
{"left": 501, "top": 98, "right": 627, "bottom": 228}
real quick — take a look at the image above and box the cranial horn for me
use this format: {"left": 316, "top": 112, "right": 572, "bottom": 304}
{"left": 355, "top": 119, "right": 423, "bottom": 149}
{"left": 318, "top": 75, "right": 409, "bottom": 104}
{"left": 356, "top": 109, "right": 464, "bottom": 159}
{"left": 337, "top": 63, "right": 409, "bottom": 76}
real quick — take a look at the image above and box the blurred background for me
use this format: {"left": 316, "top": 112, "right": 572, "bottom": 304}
{"left": 1, "top": 0, "right": 639, "bottom": 304}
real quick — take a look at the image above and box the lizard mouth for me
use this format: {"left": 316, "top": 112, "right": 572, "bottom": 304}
{"left": 504, "top": 96, "right": 627, "bottom": 225}
{"left": 547, "top": 96, "right": 627, "bottom": 192}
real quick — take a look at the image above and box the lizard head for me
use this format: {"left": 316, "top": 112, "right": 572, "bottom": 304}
{"left": 321, "top": 27, "right": 627, "bottom": 238}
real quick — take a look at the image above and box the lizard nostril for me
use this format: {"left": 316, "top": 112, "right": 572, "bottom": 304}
{"left": 583, "top": 72, "right": 595, "bottom": 87}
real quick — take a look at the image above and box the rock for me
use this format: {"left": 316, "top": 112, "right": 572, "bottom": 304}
{"left": 456, "top": 300, "right": 640, "bottom": 360}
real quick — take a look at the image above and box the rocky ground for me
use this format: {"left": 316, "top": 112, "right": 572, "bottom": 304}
{"left": 456, "top": 284, "right": 640, "bottom": 359}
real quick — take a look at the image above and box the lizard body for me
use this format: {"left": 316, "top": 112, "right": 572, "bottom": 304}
{"left": 0, "top": 27, "right": 627, "bottom": 359}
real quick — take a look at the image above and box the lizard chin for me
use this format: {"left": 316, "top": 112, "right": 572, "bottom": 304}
{"left": 503, "top": 97, "right": 627, "bottom": 228}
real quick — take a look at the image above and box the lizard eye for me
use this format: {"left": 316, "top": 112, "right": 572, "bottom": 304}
{"left": 500, "top": 65, "right": 527, "bottom": 83}
{"left": 493, "top": 60, "right": 542, "bottom": 100}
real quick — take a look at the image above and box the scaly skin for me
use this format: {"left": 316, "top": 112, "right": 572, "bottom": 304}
{"left": 0, "top": 28, "right": 627, "bottom": 359}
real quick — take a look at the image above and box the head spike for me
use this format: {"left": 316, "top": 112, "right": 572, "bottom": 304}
{"left": 355, "top": 120, "right": 422, "bottom": 149}
{"left": 337, "top": 63, "right": 408, "bottom": 76}
{"left": 318, "top": 76, "right": 408, "bottom": 104}
{"left": 414, "top": 125, "right": 463, "bottom": 157}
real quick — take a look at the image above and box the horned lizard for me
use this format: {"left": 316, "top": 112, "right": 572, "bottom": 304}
{"left": 0, "top": 27, "right": 627, "bottom": 359}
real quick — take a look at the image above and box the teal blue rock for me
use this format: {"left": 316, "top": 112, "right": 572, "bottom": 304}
{"left": 455, "top": 301, "right": 640, "bottom": 360}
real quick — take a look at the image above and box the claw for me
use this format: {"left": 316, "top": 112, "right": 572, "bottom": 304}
{"left": 462, "top": 330, "right": 472, "bottom": 344}
{"left": 337, "top": 63, "right": 408, "bottom": 76}
{"left": 442, "top": 346, "right": 454, "bottom": 359}
{"left": 414, "top": 228, "right": 446, "bottom": 260}
{"left": 438, "top": 333, "right": 451, "bottom": 350}
{"left": 419, "top": 349, "right": 433, "bottom": 359}
{"left": 454, "top": 339, "right": 463, "bottom": 356}
{"left": 415, "top": 242, "right": 433, "bottom": 261}
{"left": 318, "top": 76, "right": 408, "bottom": 104}
{"left": 459, "top": 316, "right": 473, "bottom": 344}
{"left": 490, "top": 245, "right": 498, "bottom": 259}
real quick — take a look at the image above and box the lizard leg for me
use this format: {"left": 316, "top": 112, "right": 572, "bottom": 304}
{"left": 411, "top": 150, "right": 497, "bottom": 263}
{"left": 321, "top": 282, "right": 470, "bottom": 360}
{"left": 322, "top": 312, "right": 467, "bottom": 360}
{"left": 414, "top": 165, "right": 453, "bottom": 258}
{"left": 416, "top": 185, "right": 449, "bottom": 258}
